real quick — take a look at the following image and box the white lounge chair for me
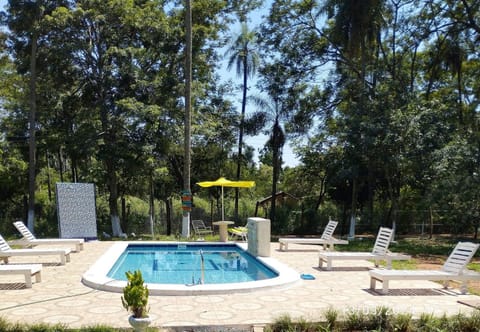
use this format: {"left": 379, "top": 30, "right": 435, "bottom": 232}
{"left": 369, "top": 241, "right": 480, "bottom": 294}
{"left": 191, "top": 219, "right": 213, "bottom": 237}
{"left": 12, "top": 221, "right": 84, "bottom": 252}
{"left": 318, "top": 227, "right": 410, "bottom": 270}
{"left": 279, "top": 220, "right": 348, "bottom": 251}
{"left": 0, "top": 264, "right": 42, "bottom": 288}
{"left": 0, "top": 234, "right": 71, "bottom": 265}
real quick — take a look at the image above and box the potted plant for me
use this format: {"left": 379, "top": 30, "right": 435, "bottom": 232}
{"left": 121, "top": 270, "right": 151, "bottom": 332}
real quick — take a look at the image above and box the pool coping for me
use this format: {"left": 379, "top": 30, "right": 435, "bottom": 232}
{"left": 81, "top": 241, "right": 301, "bottom": 296}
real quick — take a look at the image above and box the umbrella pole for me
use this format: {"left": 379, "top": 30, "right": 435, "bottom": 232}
{"left": 221, "top": 186, "right": 224, "bottom": 220}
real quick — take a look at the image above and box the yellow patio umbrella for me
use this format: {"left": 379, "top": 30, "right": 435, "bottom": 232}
{"left": 196, "top": 177, "right": 255, "bottom": 220}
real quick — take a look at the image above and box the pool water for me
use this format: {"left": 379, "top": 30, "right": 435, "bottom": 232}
{"left": 107, "top": 243, "right": 278, "bottom": 285}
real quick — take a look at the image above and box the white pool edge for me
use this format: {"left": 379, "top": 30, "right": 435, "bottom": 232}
{"left": 81, "top": 241, "right": 301, "bottom": 296}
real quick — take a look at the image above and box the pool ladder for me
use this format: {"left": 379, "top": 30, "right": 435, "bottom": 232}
{"left": 199, "top": 250, "right": 205, "bottom": 284}
{"left": 191, "top": 250, "right": 204, "bottom": 285}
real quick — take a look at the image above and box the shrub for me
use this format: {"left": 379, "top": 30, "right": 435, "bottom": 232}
{"left": 121, "top": 270, "right": 149, "bottom": 318}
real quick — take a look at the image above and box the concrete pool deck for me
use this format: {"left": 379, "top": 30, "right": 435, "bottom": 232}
{"left": 0, "top": 240, "right": 479, "bottom": 330}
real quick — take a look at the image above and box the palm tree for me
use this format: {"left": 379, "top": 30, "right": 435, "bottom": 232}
{"left": 252, "top": 62, "right": 289, "bottom": 227}
{"left": 225, "top": 23, "right": 259, "bottom": 222}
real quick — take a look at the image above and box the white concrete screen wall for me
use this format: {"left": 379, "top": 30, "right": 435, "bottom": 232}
{"left": 56, "top": 182, "right": 97, "bottom": 240}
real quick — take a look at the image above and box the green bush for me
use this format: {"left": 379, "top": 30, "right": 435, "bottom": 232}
{"left": 266, "top": 308, "right": 480, "bottom": 332}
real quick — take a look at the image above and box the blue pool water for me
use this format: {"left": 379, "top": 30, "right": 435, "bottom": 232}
{"left": 107, "top": 243, "right": 278, "bottom": 285}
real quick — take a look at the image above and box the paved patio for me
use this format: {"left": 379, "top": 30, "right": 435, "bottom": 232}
{"left": 0, "top": 240, "right": 479, "bottom": 331}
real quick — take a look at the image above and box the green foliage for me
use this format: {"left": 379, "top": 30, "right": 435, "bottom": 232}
{"left": 323, "top": 306, "right": 339, "bottom": 330}
{"left": 119, "top": 196, "right": 149, "bottom": 234}
{"left": 121, "top": 270, "right": 149, "bottom": 318}
{"left": 389, "top": 313, "right": 414, "bottom": 332}
{"left": 343, "top": 308, "right": 368, "bottom": 331}
{"left": 264, "top": 314, "right": 296, "bottom": 332}
{"left": 267, "top": 309, "right": 480, "bottom": 332}
{"left": 0, "top": 0, "right": 480, "bottom": 241}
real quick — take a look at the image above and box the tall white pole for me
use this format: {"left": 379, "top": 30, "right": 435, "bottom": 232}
{"left": 182, "top": 0, "right": 192, "bottom": 238}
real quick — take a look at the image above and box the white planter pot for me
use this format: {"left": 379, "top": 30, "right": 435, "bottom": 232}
{"left": 128, "top": 315, "right": 152, "bottom": 332}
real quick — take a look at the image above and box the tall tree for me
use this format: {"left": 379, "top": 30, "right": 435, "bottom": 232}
{"left": 44, "top": 0, "right": 174, "bottom": 236}
{"left": 3, "top": 0, "right": 67, "bottom": 231}
{"left": 225, "top": 22, "right": 259, "bottom": 222}
{"left": 255, "top": 61, "right": 309, "bottom": 227}
{"left": 321, "top": 0, "right": 385, "bottom": 235}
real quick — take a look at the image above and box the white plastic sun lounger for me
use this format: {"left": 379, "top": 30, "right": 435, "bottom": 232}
{"left": 0, "top": 234, "right": 71, "bottom": 265}
{"left": 279, "top": 220, "right": 348, "bottom": 251}
{"left": 369, "top": 241, "right": 480, "bottom": 294}
{"left": 12, "top": 221, "right": 84, "bottom": 252}
{"left": 0, "top": 264, "right": 42, "bottom": 288}
{"left": 318, "top": 227, "right": 410, "bottom": 270}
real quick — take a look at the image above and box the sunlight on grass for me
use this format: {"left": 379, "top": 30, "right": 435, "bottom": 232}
{"left": 391, "top": 259, "right": 416, "bottom": 269}
{"left": 467, "top": 262, "right": 480, "bottom": 272}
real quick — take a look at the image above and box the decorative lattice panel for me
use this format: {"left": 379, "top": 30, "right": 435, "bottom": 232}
{"left": 56, "top": 183, "right": 97, "bottom": 240}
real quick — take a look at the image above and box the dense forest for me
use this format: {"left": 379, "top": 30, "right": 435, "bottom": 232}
{"left": 0, "top": 0, "right": 479, "bottom": 239}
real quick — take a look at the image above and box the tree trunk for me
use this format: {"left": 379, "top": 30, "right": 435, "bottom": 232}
{"left": 270, "top": 118, "right": 284, "bottom": 227}
{"left": 121, "top": 196, "right": 126, "bottom": 228}
{"left": 71, "top": 157, "right": 78, "bottom": 183}
{"left": 367, "top": 162, "right": 374, "bottom": 224}
{"left": 148, "top": 178, "right": 154, "bottom": 236}
{"left": 46, "top": 151, "right": 52, "bottom": 201}
{"left": 429, "top": 206, "right": 434, "bottom": 239}
{"left": 165, "top": 198, "right": 172, "bottom": 236}
{"left": 27, "top": 30, "right": 38, "bottom": 232}
{"left": 314, "top": 176, "right": 327, "bottom": 211}
{"left": 348, "top": 178, "right": 358, "bottom": 239}
{"left": 234, "top": 48, "right": 249, "bottom": 223}
{"left": 106, "top": 158, "right": 123, "bottom": 237}
{"left": 58, "top": 148, "right": 64, "bottom": 182}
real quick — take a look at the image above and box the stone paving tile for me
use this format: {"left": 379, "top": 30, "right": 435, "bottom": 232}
{"left": 0, "top": 240, "right": 479, "bottom": 330}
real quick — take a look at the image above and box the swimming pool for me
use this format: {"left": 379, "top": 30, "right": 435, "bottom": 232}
{"left": 82, "top": 241, "right": 300, "bottom": 295}
{"left": 107, "top": 243, "right": 277, "bottom": 284}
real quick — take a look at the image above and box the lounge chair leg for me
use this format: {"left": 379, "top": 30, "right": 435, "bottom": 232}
{"left": 34, "top": 270, "right": 42, "bottom": 283}
{"left": 24, "top": 273, "right": 32, "bottom": 288}
{"left": 327, "top": 259, "right": 332, "bottom": 271}
{"left": 382, "top": 280, "right": 389, "bottom": 294}
{"left": 370, "top": 277, "right": 376, "bottom": 290}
